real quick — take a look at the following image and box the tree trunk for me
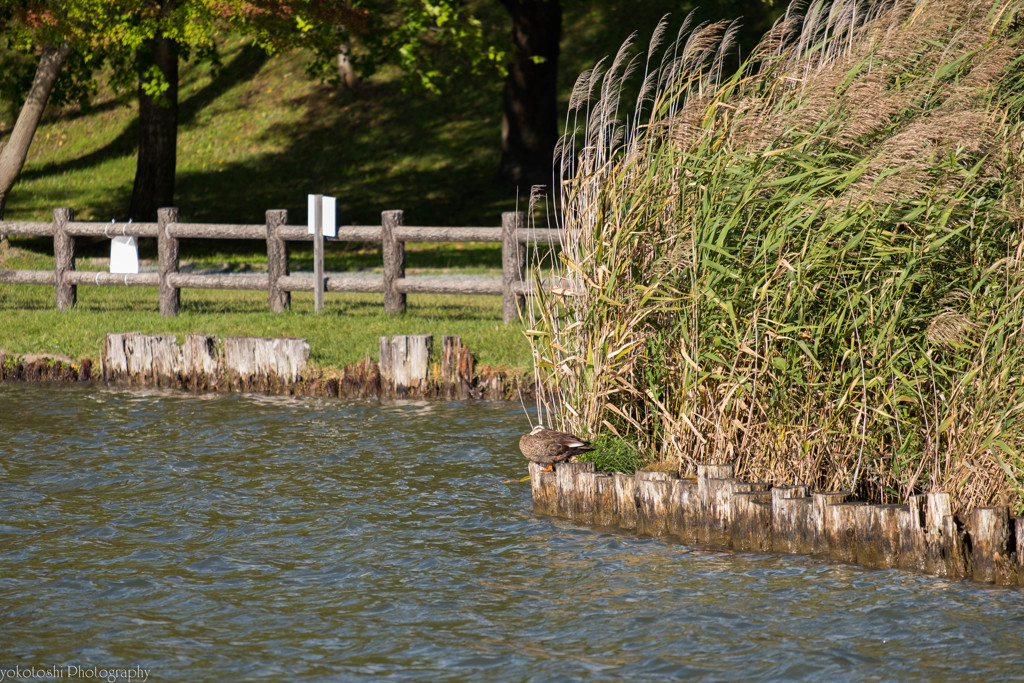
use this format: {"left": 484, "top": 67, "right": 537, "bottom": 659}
{"left": 129, "top": 31, "right": 179, "bottom": 222}
{"left": 0, "top": 43, "right": 72, "bottom": 222}
{"left": 498, "top": 0, "right": 562, "bottom": 189}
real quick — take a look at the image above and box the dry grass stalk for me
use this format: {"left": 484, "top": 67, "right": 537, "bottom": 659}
{"left": 525, "top": 0, "right": 1024, "bottom": 513}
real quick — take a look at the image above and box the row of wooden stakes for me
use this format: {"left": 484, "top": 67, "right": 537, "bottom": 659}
{"left": 18, "top": 332, "right": 516, "bottom": 400}
{"left": 528, "top": 461, "right": 1024, "bottom": 586}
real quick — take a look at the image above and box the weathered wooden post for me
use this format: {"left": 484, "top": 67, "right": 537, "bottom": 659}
{"left": 669, "top": 477, "right": 700, "bottom": 545}
{"left": 382, "top": 210, "right": 406, "bottom": 315}
{"left": 313, "top": 194, "right": 325, "bottom": 313}
{"left": 556, "top": 462, "right": 595, "bottom": 520}
{"left": 854, "top": 504, "right": 906, "bottom": 569}
{"left": 969, "top": 506, "right": 1015, "bottom": 583}
{"left": 441, "top": 335, "right": 474, "bottom": 399}
{"left": 697, "top": 463, "right": 735, "bottom": 547}
{"left": 266, "top": 209, "right": 290, "bottom": 313}
{"left": 808, "top": 492, "right": 851, "bottom": 555}
{"left": 634, "top": 470, "right": 677, "bottom": 537}
{"left": 1017, "top": 516, "right": 1024, "bottom": 585}
{"left": 613, "top": 472, "right": 638, "bottom": 530}
{"left": 593, "top": 473, "right": 616, "bottom": 527}
{"left": 825, "top": 501, "right": 868, "bottom": 564}
{"left": 529, "top": 462, "right": 558, "bottom": 516}
{"left": 53, "top": 207, "right": 75, "bottom": 310}
{"left": 771, "top": 485, "right": 812, "bottom": 554}
{"left": 501, "top": 211, "right": 525, "bottom": 324}
{"left": 158, "top": 207, "right": 180, "bottom": 317}
{"left": 731, "top": 490, "right": 773, "bottom": 551}
{"left": 378, "top": 335, "right": 430, "bottom": 397}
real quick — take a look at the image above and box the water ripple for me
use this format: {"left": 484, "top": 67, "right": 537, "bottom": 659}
{"left": 1, "top": 384, "right": 1023, "bottom": 680}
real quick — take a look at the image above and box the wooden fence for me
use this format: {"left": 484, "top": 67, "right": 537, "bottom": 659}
{"left": 0, "top": 206, "right": 562, "bottom": 323}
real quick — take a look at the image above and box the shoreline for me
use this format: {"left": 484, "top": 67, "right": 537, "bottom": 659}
{"left": 529, "top": 461, "right": 1024, "bottom": 587}
{"left": 0, "top": 332, "right": 531, "bottom": 402}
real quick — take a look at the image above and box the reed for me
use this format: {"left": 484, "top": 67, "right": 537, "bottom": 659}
{"left": 526, "top": 0, "right": 1024, "bottom": 513}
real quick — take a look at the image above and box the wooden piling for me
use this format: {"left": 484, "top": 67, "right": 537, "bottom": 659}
{"left": 158, "top": 207, "right": 180, "bottom": 317}
{"left": 824, "top": 502, "right": 868, "bottom": 565}
{"left": 378, "top": 335, "right": 431, "bottom": 397}
{"left": 266, "top": 209, "right": 290, "bottom": 313}
{"left": 501, "top": 211, "right": 525, "bottom": 324}
{"left": 669, "top": 478, "right": 700, "bottom": 545}
{"left": 382, "top": 210, "right": 406, "bottom": 315}
{"left": 593, "top": 474, "right": 616, "bottom": 527}
{"left": 810, "top": 492, "right": 852, "bottom": 555}
{"left": 731, "top": 490, "right": 773, "bottom": 552}
{"left": 854, "top": 504, "right": 907, "bottom": 569}
{"left": 441, "top": 335, "right": 474, "bottom": 399}
{"left": 529, "top": 462, "right": 558, "bottom": 517}
{"left": 969, "top": 506, "right": 1015, "bottom": 584}
{"left": 635, "top": 471, "right": 677, "bottom": 537}
{"left": 180, "top": 334, "right": 221, "bottom": 391}
{"left": 556, "top": 462, "right": 595, "bottom": 521}
{"left": 101, "top": 332, "right": 181, "bottom": 386}
{"left": 698, "top": 464, "right": 736, "bottom": 548}
{"left": 1017, "top": 516, "right": 1024, "bottom": 586}
{"left": 224, "top": 336, "right": 309, "bottom": 393}
{"left": 771, "top": 485, "right": 812, "bottom": 555}
{"left": 53, "top": 207, "right": 75, "bottom": 311}
{"left": 613, "top": 472, "right": 638, "bottom": 530}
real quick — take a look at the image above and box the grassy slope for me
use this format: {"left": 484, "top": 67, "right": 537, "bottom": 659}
{"left": 0, "top": 39, "right": 529, "bottom": 371}
{"left": 0, "top": 2, "right": 753, "bottom": 372}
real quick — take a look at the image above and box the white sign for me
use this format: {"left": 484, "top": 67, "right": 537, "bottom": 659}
{"left": 110, "top": 235, "right": 139, "bottom": 274}
{"left": 307, "top": 194, "right": 337, "bottom": 238}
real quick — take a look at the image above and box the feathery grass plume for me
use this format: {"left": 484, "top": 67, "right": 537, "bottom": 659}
{"left": 525, "top": 0, "right": 1024, "bottom": 513}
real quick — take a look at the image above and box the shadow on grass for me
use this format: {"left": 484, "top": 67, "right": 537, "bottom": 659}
{"left": 19, "top": 45, "right": 271, "bottom": 220}
{"left": 172, "top": 72, "right": 515, "bottom": 228}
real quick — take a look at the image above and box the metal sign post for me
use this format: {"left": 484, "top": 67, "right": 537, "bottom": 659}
{"left": 313, "top": 194, "right": 324, "bottom": 313}
{"left": 307, "top": 194, "right": 336, "bottom": 314}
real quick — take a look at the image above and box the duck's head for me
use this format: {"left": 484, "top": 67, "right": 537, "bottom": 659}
{"left": 529, "top": 425, "right": 546, "bottom": 435}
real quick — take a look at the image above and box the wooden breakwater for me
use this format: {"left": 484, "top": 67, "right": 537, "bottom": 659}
{"left": 1, "top": 332, "right": 519, "bottom": 400}
{"left": 529, "top": 462, "right": 1024, "bottom": 586}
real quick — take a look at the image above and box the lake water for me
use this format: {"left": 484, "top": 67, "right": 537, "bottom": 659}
{"left": 1, "top": 384, "right": 1022, "bottom": 681}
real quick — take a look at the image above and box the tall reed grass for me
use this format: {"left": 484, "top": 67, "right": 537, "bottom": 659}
{"left": 526, "top": 0, "right": 1024, "bottom": 512}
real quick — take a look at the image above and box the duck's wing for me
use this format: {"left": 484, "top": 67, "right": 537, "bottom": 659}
{"left": 550, "top": 430, "right": 589, "bottom": 449}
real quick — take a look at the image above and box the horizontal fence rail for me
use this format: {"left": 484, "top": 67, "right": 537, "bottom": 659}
{"left": 0, "top": 207, "right": 564, "bottom": 322}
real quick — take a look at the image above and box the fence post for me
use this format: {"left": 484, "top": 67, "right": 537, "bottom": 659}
{"left": 53, "top": 207, "right": 75, "bottom": 311}
{"left": 382, "top": 209, "right": 405, "bottom": 315}
{"left": 267, "top": 209, "right": 290, "bottom": 313}
{"left": 158, "top": 207, "right": 180, "bottom": 317}
{"left": 502, "top": 211, "right": 525, "bottom": 324}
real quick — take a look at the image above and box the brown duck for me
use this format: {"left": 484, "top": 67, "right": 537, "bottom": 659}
{"left": 519, "top": 426, "right": 592, "bottom": 471}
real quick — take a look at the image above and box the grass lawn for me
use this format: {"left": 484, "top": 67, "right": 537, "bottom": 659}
{"left": 0, "top": 243, "right": 531, "bottom": 371}
{"left": 0, "top": 6, "right": 692, "bottom": 374}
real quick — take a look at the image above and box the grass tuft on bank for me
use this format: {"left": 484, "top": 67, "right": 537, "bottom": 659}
{"left": 528, "top": 0, "right": 1024, "bottom": 513}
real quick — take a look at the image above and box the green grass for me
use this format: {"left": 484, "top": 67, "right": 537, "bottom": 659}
{"left": 577, "top": 434, "right": 649, "bottom": 474}
{"left": 0, "top": 38, "right": 534, "bottom": 371}
{"left": 0, "top": 3, "right": 775, "bottom": 374}
{"left": 5, "top": 41, "right": 513, "bottom": 227}
{"left": 0, "top": 268, "right": 530, "bottom": 372}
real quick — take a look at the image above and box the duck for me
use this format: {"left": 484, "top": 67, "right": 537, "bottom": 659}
{"left": 519, "top": 426, "right": 592, "bottom": 471}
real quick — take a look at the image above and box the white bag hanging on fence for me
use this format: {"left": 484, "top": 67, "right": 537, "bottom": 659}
{"left": 110, "top": 235, "right": 139, "bottom": 274}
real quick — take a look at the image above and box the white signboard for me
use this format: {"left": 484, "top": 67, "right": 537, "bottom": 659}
{"left": 307, "top": 194, "right": 337, "bottom": 237}
{"left": 110, "top": 235, "right": 139, "bottom": 274}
